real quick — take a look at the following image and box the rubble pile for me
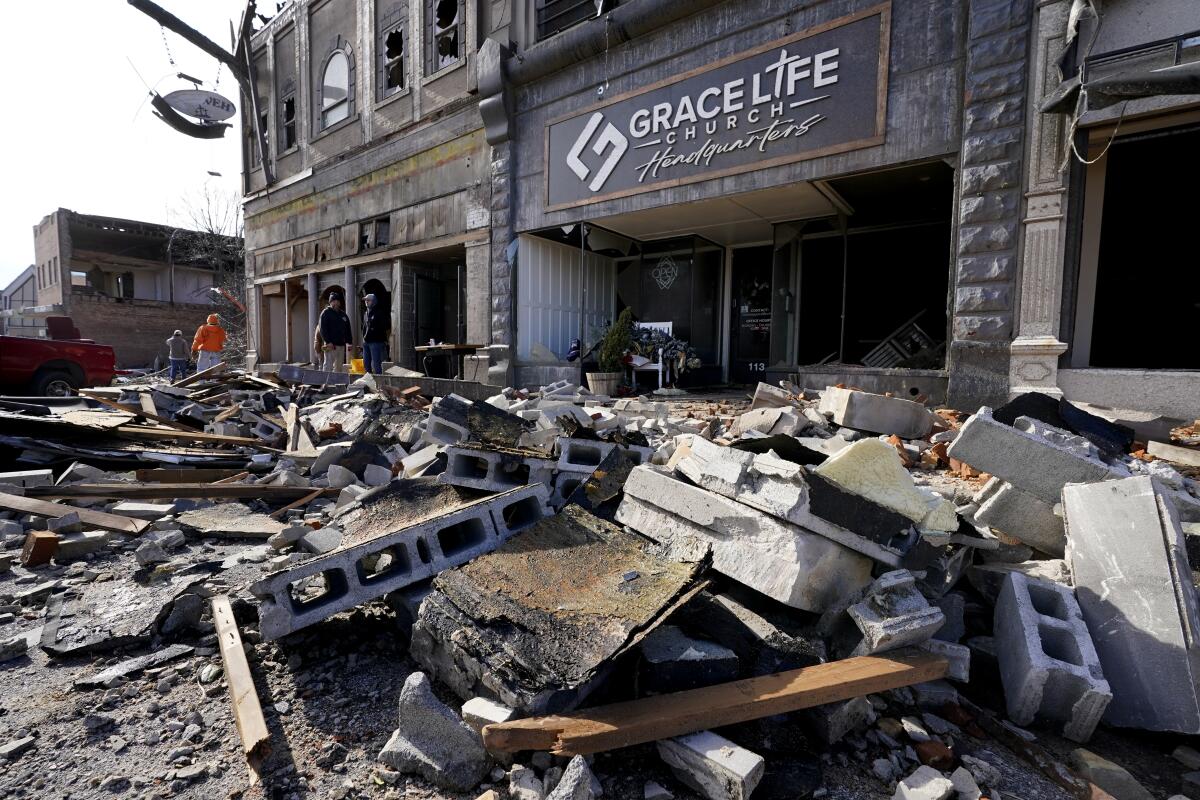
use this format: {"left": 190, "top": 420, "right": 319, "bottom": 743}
{"left": 1, "top": 364, "right": 1199, "bottom": 800}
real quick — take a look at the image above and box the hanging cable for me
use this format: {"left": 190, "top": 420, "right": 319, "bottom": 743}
{"left": 160, "top": 24, "right": 177, "bottom": 67}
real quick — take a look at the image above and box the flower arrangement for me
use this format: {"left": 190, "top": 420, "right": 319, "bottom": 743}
{"left": 630, "top": 325, "right": 702, "bottom": 375}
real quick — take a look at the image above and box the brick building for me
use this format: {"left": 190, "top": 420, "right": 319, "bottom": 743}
{"left": 25, "top": 209, "right": 242, "bottom": 369}
{"left": 240, "top": 0, "right": 1200, "bottom": 418}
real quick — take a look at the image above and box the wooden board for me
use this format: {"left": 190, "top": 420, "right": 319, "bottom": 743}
{"left": 269, "top": 488, "right": 323, "bottom": 519}
{"left": 79, "top": 390, "right": 196, "bottom": 432}
{"left": 25, "top": 484, "right": 337, "bottom": 501}
{"left": 115, "top": 425, "right": 276, "bottom": 450}
{"left": 0, "top": 491, "right": 149, "bottom": 535}
{"left": 134, "top": 468, "right": 250, "bottom": 483}
{"left": 212, "top": 594, "right": 270, "bottom": 780}
{"left": 482, "top": 649, "right": 947, "bottom": 755}
{"left": 173, "top": 360, "right": 227, "bottom": 388}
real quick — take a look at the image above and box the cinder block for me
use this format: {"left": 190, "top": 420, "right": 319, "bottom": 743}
{"left": 946, "top": 408, "right": 1122, "bottom": 504}
{"left": 556, "top": 437, "right": 651, "bottom": 474}
{"left": 423, "top": 394, "right": 473, "bottom": 445}
{"left": 973, "top": 478, "right": 1065, "bottom": 556}
{"left": 1064, "top": 476, "right": 1200, "bottom": 733}
{"left": 439, "top": 446, "right": 555, "bottom": 493}
{"left": 402, "top": 445, "right": 445, "bottom": 479}
{"left": 657, "top": 731, "right": 764, "bottom": 800}
{"left": 616, "top": 466, "right": 872, "bottom": 614}
{"left": 994, "top": 572, "right": 1111, "bottom": 742}
{"left": 251, "top": 485, "right": 551, "bottom": 639}
{"left": 818, "top": 387, "right": 935, "bottom": 439}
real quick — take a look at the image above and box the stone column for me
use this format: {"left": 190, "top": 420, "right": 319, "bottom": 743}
{"left": 465, "top": 240, "right": 491, "bottom": 346}
{"left": 946, "top": 0, "right": 1034, "bottom": 410}
{"left": 283, "top": 280, "right": 293, "bottom": 362}
{"left": 1009, "top": 0, "right": 1071, "bottom": 397}
{"left": 306, "top": 272, "right": 319, "bottom": 363}
{"left": 487, "top": 139, "right": 516, "bottom": 386}
{"left": 343, "top": 264, "right": 359, "bottom": 346}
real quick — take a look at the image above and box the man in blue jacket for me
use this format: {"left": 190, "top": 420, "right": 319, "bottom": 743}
{"left": 318, "top": 292, "right": 353, "bottom": 372}
{"left": 362, "top": 293, "right": 390, "bottom": 374}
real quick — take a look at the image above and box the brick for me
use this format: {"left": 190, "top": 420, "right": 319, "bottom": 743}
{"left": 995, "top": 573, "right": 1110, "bottom": 742}
{"left": 616, "top": 466, "right": 872, "bottom": 613}
{"left": 1064, "top": 477, "right": 1200, "bottom": 733}
{"left": 972, "top": 478, "right": 1064, "bottom": 556}
{"left": 657, "top": 731, "right": 764, "bottom": 800}
{"left": 947, "top": 408, "right": 1122, "bottom": 504}
{"left": 21, "top": 531, "right": 59, "bottom": 566}
{"left": 251, "top": 484, "right": 551, "bottom": 639}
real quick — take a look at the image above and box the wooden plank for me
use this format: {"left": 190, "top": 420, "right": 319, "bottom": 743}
{"left": 174, "top": 361, "right": 226, "bottom": 388}
{"left": 26, "top": 484, "right": 337, "bottom": 501}
{"left": 482, "top": 650, "right": 947, "bottom": 756}
{"left": 213, "top": 402, "right": 243, "bottom": 424}
{"left": 0, "top": 491, "right": 148, "bottom": 535}
{"left": 134, "top": 468, "right": 248, "bottom": 483}
{"left": 269, "top": 488, "right": 323, "bottom": 520}
{"left": 79, "top": 390, "right": 196, "bottom": 432}
{"left": 212, "top": 594, "right": 270, "bottom": 780}
{"left": 115, "top": 425, "right": 277, "bottom": 450}
{"left": 213, "top": 471, "right": 250, "bottom": 484}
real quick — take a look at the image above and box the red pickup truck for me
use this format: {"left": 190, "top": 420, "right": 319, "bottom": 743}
{"left": 0, "top": 317, "right": 116, "bottom": 395}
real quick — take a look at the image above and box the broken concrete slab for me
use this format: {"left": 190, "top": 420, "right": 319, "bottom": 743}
{"left": 45, "top": 512, "right": 83, "bottom": 535}
{"left": 657, "top": 730, "right": 764, "bottom": 800}
{"left": 298, "top": 526, "right": 342, "bottom": 554}
{"left": 176, "top": 503, "right": 288, "bottom": 539}
{"left": 74, "top": 643, "right": 194, "bottom": 689}
{"left": 801, "top": 696, "right": 873, "bottom": 744}
{"left": 818, "top": 387, "right": 935, "bottom": 440}
{"left": 1064, "top": 476, "right": 1200, "bottom": 733}
{"left": 812, "top": 439, "right": 958, "bottom": 532}
{"left": 730, "top": 407, "right": 803, "bottom": 438}
{"left": 966, "top": 559, "right": 1072, "bottom": 604}
{"left": 409, "top": 503, "right": 702, "bottom": 714}
{"left": 995, "top": 572, "right": 1111, "bottom": 742}
{"left": 750, "top": 382, "right": 799, "bottom": 411}
{"left": 1149, "top": 441, "right": 1200, "bottom": 469}
{"left": 461, "top": 697, "right": 517, "bottom": 732}
{"left": 378, "top": 671, "right": 490, "bottom": 791}
{"left": 971, "top": 478, "right": 1064, "bottom": 557}
{"left": 947, "top": 407, "right": 1124, "bottom": 505}
{"left": 617, "top": 465, "right": 872, "bottom": 613}
{"left": 402, "top": 444, "right": 445, "bottom": 478}
{"left": 109, "top": 502, "right": 177, "bottom": 521}
{"left": 54, "top": 530, "right": 111, "bottom": 562}
{"left": 1068, "top": 748, "right": 1154, "bottom": 800}
{"left": 0, "top": 469, "right": 52, "bottom": 488}
{"left": 892, "top": 765, "right": 954, "bottom": 800}
{"left": 252, "top": 482, "right": 551, "bottom": 640}
{"left": 547, "top": 755, "right": 597, "bottom": 800}
{"left": 672, "top": 435, "right": 918, "bottom": 565}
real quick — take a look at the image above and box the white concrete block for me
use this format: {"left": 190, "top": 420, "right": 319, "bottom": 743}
{"left": 657, "top": 731, "right": 763, "bottom": 800}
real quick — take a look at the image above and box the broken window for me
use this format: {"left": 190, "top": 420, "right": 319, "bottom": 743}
{"left": 248, "top": 120, "right": 261, "bottom": 168}
{"left": 536, "top": 0, "right": 617, "bottom": 41}
{"left": 383, "top": 26, "right": 406, "bottom": 95}
{"left": 117, "top": 271, "right": 135, "bottom": 299}
{"left": 374, "top": 217, "right": 390, "bottom": 247}
{"left": 281, "top": 94, "right": 296, "bottom": 150}
{"left": 359, "top": 221, "right": 373, "bottom": 252}
{"left": 359, "top": 217, "right": 391, "bottom": 250}
{"left": 321, "top": 50, "right": 351, "bottom": 128}
{"left": 428, "top": 0, "right": 462, "bottom": 73}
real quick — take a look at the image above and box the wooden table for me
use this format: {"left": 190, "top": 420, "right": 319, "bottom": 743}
{"left": 414, "top": 344, "right": 485, "bottom": 379}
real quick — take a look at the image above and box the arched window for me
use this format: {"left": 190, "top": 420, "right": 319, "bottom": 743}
{"left": 321, "top": 51, "right": 350, "bottom": 128}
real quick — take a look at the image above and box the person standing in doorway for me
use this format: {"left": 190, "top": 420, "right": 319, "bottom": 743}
{"left": 318, "top": 292, "right": 353, "bottom": 372}
{"left": 166, "top": 329, "right": 190, "bottom": 381}
{"left": 191, "top": 314, "right": 227, "bottom": 372}
{"left": 362, "top": 293, "right": 390, "bottom": 374}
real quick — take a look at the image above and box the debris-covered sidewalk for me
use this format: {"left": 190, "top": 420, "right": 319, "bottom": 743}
{"left": 2, "top": 365, "right": 1200, "bottom": 800}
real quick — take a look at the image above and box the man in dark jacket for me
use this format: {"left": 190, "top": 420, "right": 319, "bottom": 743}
{"left": 361, "top": 293, "right": 390, "bottom": 374}
{"left": 318, "top": 293, "right": 353, "bottom": 372}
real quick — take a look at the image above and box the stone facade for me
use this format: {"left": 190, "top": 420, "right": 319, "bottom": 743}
{"left": 946, "top": 0, "right": 1033, "bottom": 408}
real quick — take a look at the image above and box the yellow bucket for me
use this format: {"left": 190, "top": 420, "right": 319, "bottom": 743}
{"left": 350, "top": 358, "right": 365, "bottom": 374}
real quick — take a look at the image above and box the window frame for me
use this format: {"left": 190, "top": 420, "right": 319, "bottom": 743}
{"left": 425, "top": 0, "right": 465, "bottom": 78}
{"left": 315, "top": 39, "right": 356, "bottom": 133}
{"left": 535, "top": 0, "right": 617, "bottom": 43}
{"left": 377, "top": 4, "right": 409, "bottom": 102}
{"left": 279, "top": 78, "right": 298, "bottom": 153}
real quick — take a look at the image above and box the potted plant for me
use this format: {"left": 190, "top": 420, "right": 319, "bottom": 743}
{"left": 587, "top": 309, "right": 633, "bottom": 396}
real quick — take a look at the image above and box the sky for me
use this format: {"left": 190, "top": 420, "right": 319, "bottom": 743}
{"left": 0, "top": 0, "right": 249, "bottom": 287}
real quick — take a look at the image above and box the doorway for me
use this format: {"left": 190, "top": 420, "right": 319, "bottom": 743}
{"left": 731, "top": 246, "right": 773, "bottom": 383}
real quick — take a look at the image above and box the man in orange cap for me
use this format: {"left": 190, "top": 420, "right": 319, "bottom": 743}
{"left": 192, "top": 313, "right": 227, "bottom": 372}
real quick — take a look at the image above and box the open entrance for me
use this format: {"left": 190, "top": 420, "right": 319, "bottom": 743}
{"left": 260, "top": 278, "right": 311, "bottom": 363}
{"left": 359, "top": 275, "right": 393, "bottom": 367}
{"left": 1069, "top": 121, "right": 1200, "bottom": 369}
{"left": 398, "top": 245, "right": 465, "bottom": 375}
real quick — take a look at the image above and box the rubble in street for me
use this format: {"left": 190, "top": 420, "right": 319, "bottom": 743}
{"left": 1, "top": 366, "right": 1200, "bottom": 800}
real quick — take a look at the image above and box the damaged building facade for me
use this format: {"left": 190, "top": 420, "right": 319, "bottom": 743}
{"left": 241, "top": 0, "right": 1200, "bottom": 418}
{"left": 20, "top": 209, "right": 241, "bottom": 368}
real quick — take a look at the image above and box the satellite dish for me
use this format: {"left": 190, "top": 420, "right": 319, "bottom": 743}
{"left": 162, "top": 89, "right": 237, "bottom": 122}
